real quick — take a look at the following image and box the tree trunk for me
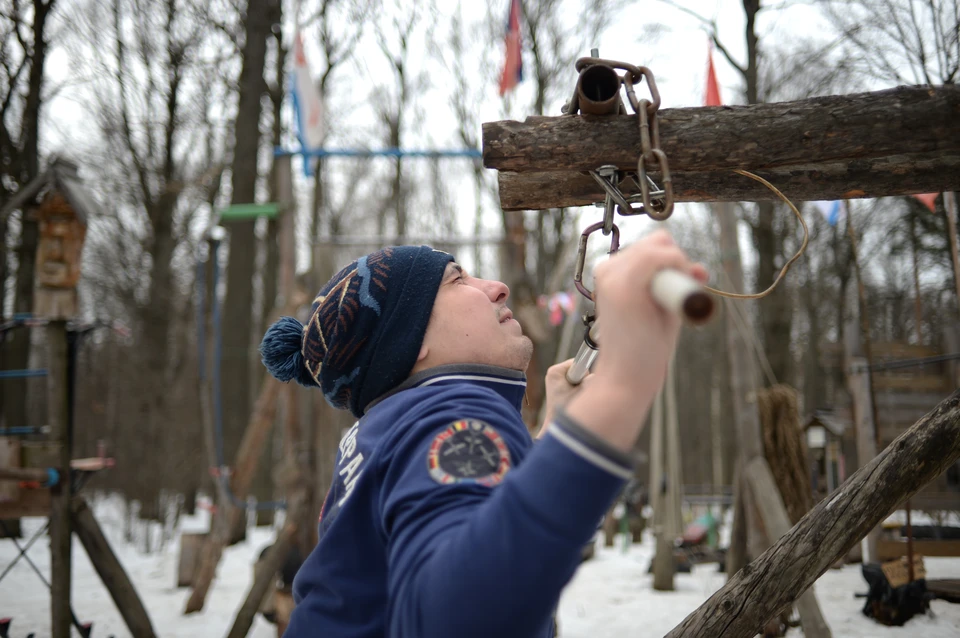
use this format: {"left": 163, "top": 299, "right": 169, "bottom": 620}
{"left": 4, "top": 0, "right": 54, "bottom": 432}
{"left": 666, "top": 390, "right": 960, "bottom": 637}
{"left": 221, "top": 0, "right": 276, "bottom": 541}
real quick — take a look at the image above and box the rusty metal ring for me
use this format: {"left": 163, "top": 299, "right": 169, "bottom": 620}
{"left": 622, "top": 67, "right": 661, "bottom": 115}
{"left": 638, "top": 149, "right": 674, "bottom": 221}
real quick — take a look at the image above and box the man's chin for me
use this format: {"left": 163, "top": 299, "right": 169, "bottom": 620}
{"left": 514, "top": 336, "right": 535, "bottom": 371}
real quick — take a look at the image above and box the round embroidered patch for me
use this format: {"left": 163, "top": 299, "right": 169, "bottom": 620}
{"left": 426, "top": 420, "right": 511, "bottom": 486}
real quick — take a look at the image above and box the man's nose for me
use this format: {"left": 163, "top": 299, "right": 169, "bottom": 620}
{"left": 474, "top": 278, "right": 509, "bottom": 304}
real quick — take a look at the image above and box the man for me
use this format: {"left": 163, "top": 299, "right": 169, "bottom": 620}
{"left": 260, "top": 232, "right": 706, "bottom": 637}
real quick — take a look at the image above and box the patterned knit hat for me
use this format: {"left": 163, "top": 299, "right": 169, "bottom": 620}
{"left": 259, "top": 245, "right": 454, "bottom": 417}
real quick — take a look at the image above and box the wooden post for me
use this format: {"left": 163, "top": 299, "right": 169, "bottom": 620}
{"left": 666, "top": 390, "right": 960, "bottom": 637}
{"left": 653, "top": 359, "right": 683, "bottom": 590}
{"left": 845, "top": 353, "right": 879, "bottom": 563}
{"left": 944, "top": 191, "right": 960, "bottom": 316}
{"left": 648, "top": 387, "right": 665, "bottom": 559}
{"left": 910, "top": 215, "right": 923, "bottom": 343}
{"left": 743, "top": 459, "right": 832, "bottom": 638}
{"left": 71, "top": 497, "right": 157, "bottom": 637}
{"left": 47, "top": 320, "right": 71, "bottom": 638}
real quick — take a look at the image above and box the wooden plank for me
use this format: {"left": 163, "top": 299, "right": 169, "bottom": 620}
{"left": 872, "top": 374, "right": 949, "bottom": 392}
{"left": 71, "top": 497, "right": 157, "bottom": 637}
{"left": 878, "top": 539, "right": 960, "bottom": 560}
{"left": 0, "top": 438, "right": 20, "bottom": 504}
{"left": 496, "top": 151, "right": 960, "bottom": 209}
{"left": 0, "top": 488, "right": 50, "bottom": 518}
{"left": 665, "top": 390, "right": 960, "bottom": 638}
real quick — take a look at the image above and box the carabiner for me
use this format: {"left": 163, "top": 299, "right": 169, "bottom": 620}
{"left": 573, "top": 221, "right": 620, "bottom": 301}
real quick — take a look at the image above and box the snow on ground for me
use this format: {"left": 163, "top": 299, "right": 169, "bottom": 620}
{"left": 1, "top": 496, "right": 959, "bottom": 637}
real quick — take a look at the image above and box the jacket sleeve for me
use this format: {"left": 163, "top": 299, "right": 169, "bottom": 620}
{"left": 380, "top": 390, "right": 633, "bottom": 638}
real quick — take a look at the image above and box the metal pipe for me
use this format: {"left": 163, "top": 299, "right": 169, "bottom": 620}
{"left": 565, "top": 269, "right": 714, "bottom": 385}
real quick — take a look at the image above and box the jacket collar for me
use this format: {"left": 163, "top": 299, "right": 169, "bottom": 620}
{"left": 365, "top": 363, "right": 527, "bottom": 414}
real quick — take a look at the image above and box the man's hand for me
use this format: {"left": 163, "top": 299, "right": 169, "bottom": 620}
{"left": 564, "top": 230, "right": 708, "bottom": 453}
{"left": 537, "top": 359, "right": 594, "bottom": 439}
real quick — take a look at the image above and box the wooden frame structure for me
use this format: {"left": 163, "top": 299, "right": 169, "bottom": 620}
{"left": 0, "top": 159, "right": 156, "bottom": 638}
{"left": 482, "top": 83, "right": 960, "bottom": 637}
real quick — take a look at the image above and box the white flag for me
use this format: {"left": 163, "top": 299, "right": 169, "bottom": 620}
{"left": 291, "top": 30, "right": 324, "bottom": 150}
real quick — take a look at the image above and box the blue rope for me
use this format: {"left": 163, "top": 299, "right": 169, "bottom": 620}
{"left": 202, "top": 242, "right": 284, "bottom": 511}
{"left": 274, "top": 145, "right": 482, "bottom": 159}
{"left": 0, "top": 369, "right": 47, "bottom": 379}
{"left": 0, "top": 426, "right": 47, "bottom": 436}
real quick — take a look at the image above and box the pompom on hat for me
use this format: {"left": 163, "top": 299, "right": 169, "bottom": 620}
{"left": 260, "top": 245, "right": 454, "bottom": 418}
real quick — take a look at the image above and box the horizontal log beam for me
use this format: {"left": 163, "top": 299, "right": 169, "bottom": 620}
{"left": 483, "top": 85, "right": 960, "bottom": 210}
{"left": 665, "top": 389, "right": 960, "bottom": 637}
{"left": 497, "top": 150, "right": 960, "bottom": 209}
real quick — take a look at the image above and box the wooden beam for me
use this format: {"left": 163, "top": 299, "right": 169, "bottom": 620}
{"left": 496, "top": 152, "right": 960, "bottom": 209}
{"left": 665, "top": 389, "right": 960, "bottom": 637}
{"left": 483, "top": 85, "right": 960, "bottom": 210}
{"left": 485, "top": 85, "right": 960, "bottom": 172}
{"left": 71, "top": 497, "right": 157, "bottom": 638}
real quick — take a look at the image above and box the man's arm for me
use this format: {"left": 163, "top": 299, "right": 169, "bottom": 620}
{"left": 381, "top": 392, "right": 632, "bottom": 638}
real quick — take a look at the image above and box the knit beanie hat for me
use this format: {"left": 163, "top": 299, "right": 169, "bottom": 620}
{"left": 259, "top": 245, "right": 454, "bottom": 418}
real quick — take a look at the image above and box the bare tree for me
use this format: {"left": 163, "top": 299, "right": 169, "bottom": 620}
{"left": 219, "top": 0, "right": 281, "bottom": 541}
{"left": 825, "top": 0, "right": 959, "bottom": 86}
{"left": 0, "top": 0, "right": 57, "bottom": 434}
{"left": 63, "top": 0, "right": 235, "bottom": 524}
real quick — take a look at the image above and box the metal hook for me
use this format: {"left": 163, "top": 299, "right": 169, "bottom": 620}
{"left": 573, "top": 221, "right": 620, "bottom": 301}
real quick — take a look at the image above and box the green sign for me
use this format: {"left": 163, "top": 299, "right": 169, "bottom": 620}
{"left": 219, "top": 203, "right": 281, "bottom": 220}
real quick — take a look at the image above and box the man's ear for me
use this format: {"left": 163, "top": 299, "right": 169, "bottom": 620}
{"left": 416, "top": 343, "right": 429, "bottom": 363}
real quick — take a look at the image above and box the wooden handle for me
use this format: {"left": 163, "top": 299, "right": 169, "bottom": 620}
{"left": 650, "top": 269, "right": 714, "bottom": 325}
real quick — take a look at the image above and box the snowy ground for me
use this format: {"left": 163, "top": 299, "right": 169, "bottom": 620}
{"left": 1, "top": 497, "right": 959, "bottom": 637}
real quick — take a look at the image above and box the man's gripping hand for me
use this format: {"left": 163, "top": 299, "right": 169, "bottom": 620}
{"left": 563, "top": 230, "right": 708, "bottom": 453}
{"left": 537, "top": 359, "right": 594, "bottom": 439}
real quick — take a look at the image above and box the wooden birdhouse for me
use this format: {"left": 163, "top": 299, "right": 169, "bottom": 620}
{"left": 1, "top": 158, "right": 93, "bottom": 319}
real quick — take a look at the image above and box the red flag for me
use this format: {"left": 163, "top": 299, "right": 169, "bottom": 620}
{"left": 912, "top": 193, "right": 939, "bottom": 212}
{"left": 498, "top": 0, "right": 523, "bottom": 97}
{"left": 705, "top": 43, "right": 722, "bottom": 106}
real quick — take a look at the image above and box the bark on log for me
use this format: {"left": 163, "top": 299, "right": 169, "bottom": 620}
{"left": 495, "top": 151, "right": 960, "bottom": 209}
{"left": 483, "top": 85, "right": 960, "bottom": 210}
{"left": 665, "top": 389, "right": 960, "bottom": 638}
{"left": 484, "top": 85, "right": 960, "bottom": 172}
{"left": 71, "top": 497, "right": 157, "bottom": 638}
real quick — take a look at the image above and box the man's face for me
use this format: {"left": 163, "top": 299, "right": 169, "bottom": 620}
{"left": 414, "top": 262, "right": 534, "bottom": 372}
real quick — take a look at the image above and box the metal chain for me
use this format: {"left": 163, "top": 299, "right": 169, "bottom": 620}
{"left": 566, "top": 55, "right": 675, "bottom": 307}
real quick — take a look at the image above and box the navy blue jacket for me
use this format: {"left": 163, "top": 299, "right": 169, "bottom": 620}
{"left": 285, "top": 363, "right": 634, "bottom": 638}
